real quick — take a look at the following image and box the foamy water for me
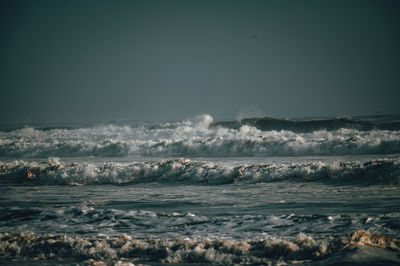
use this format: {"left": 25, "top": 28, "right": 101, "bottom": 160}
{"left": 1, "top": 115, "right": 399, "bottom": 265}
{"left": 1, "top": 115, "right": 400, "bottom": 158}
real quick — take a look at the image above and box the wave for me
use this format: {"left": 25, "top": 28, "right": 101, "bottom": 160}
{"left": 1, "top": 115, "right": 400, "bottom": 158}
{"left": 1, "top": 157, "right": 399, "bottom": 185}
{"left": 0, "top": 231, "right": 399, "bottom": 264}
{"left": 211, "top": 115, "right": 400, "bottom": 133}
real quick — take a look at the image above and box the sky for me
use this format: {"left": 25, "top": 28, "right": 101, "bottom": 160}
{"left": 1, "top": 0, "right": 399, "bottom": 123}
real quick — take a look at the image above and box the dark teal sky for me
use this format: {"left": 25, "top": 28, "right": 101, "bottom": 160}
{"left": 1, "top": 0, "right": 399, "bottom": 122}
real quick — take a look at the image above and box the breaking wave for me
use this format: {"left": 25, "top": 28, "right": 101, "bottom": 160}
{"left": 0, "top": 231, "right": 399, "bottom": 264}
{"left": 1, "top": 115, "right": 400, "bottom": 158}
{"left": 1, "top": 157, "right": 399, "bottom": 185}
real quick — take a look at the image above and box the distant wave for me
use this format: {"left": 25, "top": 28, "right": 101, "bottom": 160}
{"left": 211, "top": 116, "right": 400, "bottom": 132}
{"left": 1, "top": 115, "right": 400, "bottom": 158}
{"left": 1, "top": 157, "right": 398, "bottom": 185}
{"left": 1, "top": 231, "right": 399, "bottom": 264}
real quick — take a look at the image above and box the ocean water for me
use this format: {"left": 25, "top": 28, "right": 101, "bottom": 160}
{"left": 1, "top": 115, "right": 400, "bottom": 265}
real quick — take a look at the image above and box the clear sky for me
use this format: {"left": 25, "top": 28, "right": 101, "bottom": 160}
{"left": 1, "top": 0, "right": 399, "bottom": 123}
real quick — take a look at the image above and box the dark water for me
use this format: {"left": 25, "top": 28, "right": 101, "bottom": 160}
{"left": 1, "top": 115, "right": 400, "bottom": 265}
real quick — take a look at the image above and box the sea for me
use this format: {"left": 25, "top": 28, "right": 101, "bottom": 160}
{"left": 0, "top": 114, "right": 400, "bottom": 265}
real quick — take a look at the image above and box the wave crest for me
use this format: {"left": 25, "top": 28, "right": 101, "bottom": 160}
{"left": 0, "top": 231, "right": 399, "bottom": 264}
{"left": 1, "top": 126, "right": 400, "bottom": 158}
{"left": 1, "top": 158, "right": 399, "bottom": 185}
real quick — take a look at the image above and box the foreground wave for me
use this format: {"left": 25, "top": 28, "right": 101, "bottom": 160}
{"left": 1, "top": 115, "right": 400, "bottom": 158}
{"left": 1, "top": 231, "right": 399, "bottom": 265}
{"left": 1, "top": 157, "right": 399, "bottom": 185}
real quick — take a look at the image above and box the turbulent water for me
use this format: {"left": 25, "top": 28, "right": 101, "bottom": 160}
{"left": 1, "top": 115, "right": 400, "bottom": 265}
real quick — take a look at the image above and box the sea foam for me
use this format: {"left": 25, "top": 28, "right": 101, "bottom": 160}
{"left": 1, "top": 115, "right": 400, "bottom": 158}
{"left": 1, "top": 157, "right": 399, "bottom": 185}
{"left": 1, "top": 231, "right": 399, "bottom": 264}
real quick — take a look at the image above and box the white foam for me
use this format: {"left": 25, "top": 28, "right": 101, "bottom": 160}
{"left": 1, "top": 231, "right": 398, "bottom": 264}
{"left": 1, "top": 115, "right": 399, "bottom": 158}
{"left": 0, "top": 157, "right": 398, "bottom": 185}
